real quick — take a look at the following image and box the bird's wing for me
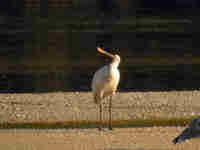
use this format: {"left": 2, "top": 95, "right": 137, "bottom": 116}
{"left": 91, "top": 65, "right": 109, "bottom": 91}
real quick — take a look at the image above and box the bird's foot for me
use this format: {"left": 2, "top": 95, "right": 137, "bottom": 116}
{"left": 98, "top": 127, "right": 108, "bottom": 132}
{"left": 108, "top": 126, "right": 113, "bottom": 130}
{"left": 98, "top": 127, "right": 103, "bottom": 131}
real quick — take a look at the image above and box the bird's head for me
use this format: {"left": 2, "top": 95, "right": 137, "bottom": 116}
{"left": 97, "top": 47, "right": 121, "bottom": 67}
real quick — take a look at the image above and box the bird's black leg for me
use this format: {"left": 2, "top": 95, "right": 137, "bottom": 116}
{"left": 108, "top": 95, "right": 113, "bottom": 130}
{"left": 98, "top": 102, "right": 103, "bottom": 131}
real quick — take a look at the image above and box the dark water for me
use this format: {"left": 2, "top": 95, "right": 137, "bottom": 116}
{"left": 1, "top": 65, "right": 200, "bottom": 93}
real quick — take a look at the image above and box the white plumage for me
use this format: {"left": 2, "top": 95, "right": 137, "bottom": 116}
{"left": 91, "top": 47, "right": 120, "bottom": 130}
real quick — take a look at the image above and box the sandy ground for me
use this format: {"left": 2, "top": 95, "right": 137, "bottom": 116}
{"left": 1, "top": 91, "right": 200, "bottom": 150}
{"left": 1, "top": 127, "right": 200, "bottom": 150}
{"left": 0, "top": 91, "right": 200, "bottom": 122}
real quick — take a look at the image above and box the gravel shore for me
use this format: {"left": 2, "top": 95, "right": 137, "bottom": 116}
{"left": 0, "top": 91, "right": 200, "bottom": 122}
{"left": 1, "top": 91, "right": 200, "bottom": 150}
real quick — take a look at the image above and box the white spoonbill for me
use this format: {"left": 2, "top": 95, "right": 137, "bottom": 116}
{"left": 91, "top": 47, "right": 120, "bottom": 130}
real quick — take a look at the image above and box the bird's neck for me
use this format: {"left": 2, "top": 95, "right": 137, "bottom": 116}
{"left": 110, "top": 62, "right": 119, "bottom": 69}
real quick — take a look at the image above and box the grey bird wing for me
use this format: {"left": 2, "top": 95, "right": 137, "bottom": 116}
{"left": 173, "top": 117, "right": 200, "bottom": 144}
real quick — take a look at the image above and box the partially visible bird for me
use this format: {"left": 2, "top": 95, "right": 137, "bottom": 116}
{"left": 92, "top": 47, "right": 120, "bottom": 130}
{"left": 173, "top": 117, "right": 200, "bottom": 144}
